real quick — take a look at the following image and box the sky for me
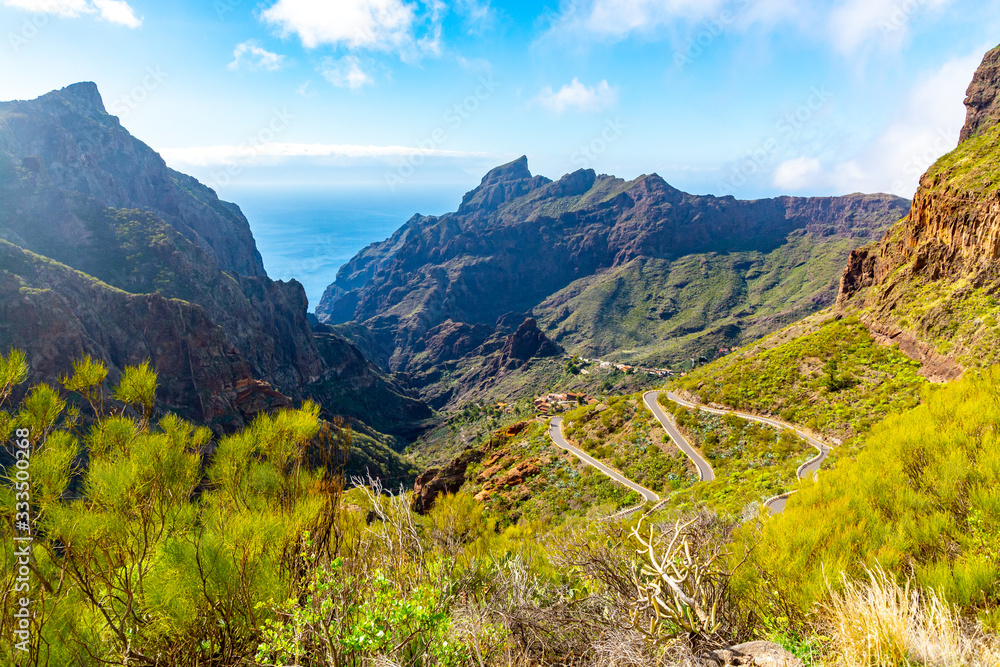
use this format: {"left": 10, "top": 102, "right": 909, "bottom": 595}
{"left": 2, "top": 0, "right": 1000, "bottom": 201}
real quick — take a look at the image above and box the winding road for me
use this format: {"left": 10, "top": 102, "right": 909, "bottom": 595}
{"left": 544, "top": 390, "right": 831, "bottom": 516}
{"left": 642, "top": 391, "right": 715, "bottom": 482}
{"left": 548, "top": 417, "right": 660, "bottom": 503}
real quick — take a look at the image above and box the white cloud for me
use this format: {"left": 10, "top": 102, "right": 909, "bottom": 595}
{"left": 2, "top": 0, "right": 88, "bottom": 15}
{"left": 228, "top": 40, "right": 286, "bottom": 72}
{"left": 769, "top": 51, "right": 982, "bottom": 196}
{"left": 544, "top": 0, "right": 960, "bottom": 55}
{"left": 544, "top": 0, "right": 728, "bottom": 42}
{"left": 2, "top": 0, "right": 140, "bottom": 26}
{"left": 582, "top": 0, "right": 724, "bottom": 37}
{"left": 320, "top": 56, "right": 374, "bottom": 89}
{"left": 829, "top": 0, "right": 954, "bottom": 53}
{"left": 454, "top": 0, "right": 493, "bottom": 31}
{"left": 773, "top": 156, "right": 823, "bottom": 190}
{"left": 537, "top": 79, "right": 617, "bottom": 114}
{"left": 160, "top": 142, "right": 484, "bottom": 167}
{"left": 261, "top": 0, "right": 416, "bottom": 50}
{"left": 91, "top": 0, "right": 139, "bottom": 27}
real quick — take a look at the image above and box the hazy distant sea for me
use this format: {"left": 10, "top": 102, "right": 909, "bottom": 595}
{"left": 225, "top": 184, "right": 469, "bottom": 311}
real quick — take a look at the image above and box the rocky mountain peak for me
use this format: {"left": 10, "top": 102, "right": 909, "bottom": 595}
{"left": 457, "top": 156, "right": 552, "bottom": 215}
{"left": 960, "top": 44, "right": 1000, "bottom": 143}
{"left": 0, "top": 83, "right": 266, "bottom": 277}
{"left": 481, "top": 155, "right": 532, "bottom": 184}
{"left": 58, "top": 81, "right": 107, "bottom": 113}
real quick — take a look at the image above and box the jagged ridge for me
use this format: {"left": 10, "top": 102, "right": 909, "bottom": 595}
{"left": 318, "top": 156, "right": 909, "bottom": 400}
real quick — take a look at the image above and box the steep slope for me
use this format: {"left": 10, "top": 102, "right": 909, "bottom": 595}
{"left": 0, "top": 82, "right": 264, "bottom": 276}
{"left": 0, "top": 83, "right": 431, "bottom": 437}
{"left": 838, "top": 44, "right": 1000, "bottom": 378}
{"left": 319, "top": 157, "right": 909, "bottom": 384}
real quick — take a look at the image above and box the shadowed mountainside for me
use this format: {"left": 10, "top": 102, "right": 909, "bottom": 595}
{"left": 318, "top": 157, "right": 909, "bottom": 403}
{"left": 0, "top": 83, "right": 432, "bottom": 438}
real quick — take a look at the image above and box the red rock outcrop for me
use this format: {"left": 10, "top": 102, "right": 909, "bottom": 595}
{"left": 960, "top": 45, "right": 1000, "bottom": 143}
{"left": 838, "top": 44, "right": 1000, "bottom": 377}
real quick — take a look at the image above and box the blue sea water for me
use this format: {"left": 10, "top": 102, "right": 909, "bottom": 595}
{"left": 226, "top": 184, "right": 469, "bottom": 311}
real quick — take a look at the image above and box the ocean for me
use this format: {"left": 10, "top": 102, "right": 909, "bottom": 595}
{"left": 226, "top": 184, "right": 470, "bottom": 311}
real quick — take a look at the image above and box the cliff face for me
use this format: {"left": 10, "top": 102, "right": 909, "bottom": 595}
{"left": 960, "top": 45, "right": 1000, "bottom": 144}
{"left": 0, "top": 241, "right": 266, "bottom": 429}
{"left": 838, "top": 44, "right": 1000, "bottom": 378}
{"left": 0, "top": 84, "right": 432, "bottom": 435}
{"left": 0, "top": 82, "right": 265, "bottom": 277}
{"left": 319, "top": 157, "right": 909, "bottom": 393}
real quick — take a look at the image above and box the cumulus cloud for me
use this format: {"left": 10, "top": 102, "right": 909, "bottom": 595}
{"left": 91, "top": 0, "right": 139, "bottom": 27}
{"left": 320, "top": 55, "right": 374, "bottom": 89}
{"left": 537, "top": 79, "right": 617, "bottom": 114}
{"left": 228, "top": 40, "right": 286, "bottom": 72}
{"left": 160, "top": 142, "right": 483, "bottom": 167}
{"left": 261, "top": 0, "right": 416, "bottom": 50}
{"left": 770, "top": 51, "right": 982, "bottom": 196}
{"left": 2, "top": 0, "right": 141, "bottom": 26}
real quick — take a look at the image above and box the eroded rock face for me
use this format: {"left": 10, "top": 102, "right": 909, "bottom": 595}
{"left": 411, "top": 446, "right": 484, "bottom": 514}
{"left": 0, "top": 82, "right": 265, "bottom": 276}
{"left": 318, "top": 155, "right": 908, "bottom": 402}
{"left": 0, "top": 83, "right": 433, "bottom": 435}
{"left": 0, "top": 241, "right": 258, "bottom": 430}
{"left": 838, "top": 44, "right": 1000, "bottom": 377}
{"left": 960, "top": 45, "right": 1000, "bottom": 143}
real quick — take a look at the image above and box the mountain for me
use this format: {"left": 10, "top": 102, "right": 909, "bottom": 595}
{"left": 838, "top": 44, "right": 1000, "bottom": 380}
{"left": 0, "top": 82, "right": 264, "bottom": 276}
{"left": 0, "top": 83, "right": 431, "bottom": 438}
{"left": 318, "top": 158, "right": 909, "bottom": 402}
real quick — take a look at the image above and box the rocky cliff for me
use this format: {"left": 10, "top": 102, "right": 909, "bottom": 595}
{"left": 0, "top": 82, "right": 264, "bottom": 276}
{"left": 838, "top": 44, "right": 1000, "bottom": 378}
{"left": 959, "top": 45, "right": 1000, "bottom": 143}
{"left": 319, "top": 157, "right": 909, "bottom": 396}
{"left": 0, "top": 83, "right": 432, "bottom": 437}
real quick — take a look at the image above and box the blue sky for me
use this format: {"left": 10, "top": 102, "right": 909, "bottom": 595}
{"left": 2, "top": 0, "right": 1000, "bottom": 201}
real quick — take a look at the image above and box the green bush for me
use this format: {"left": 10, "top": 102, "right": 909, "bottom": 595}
{"left": 733, "top": 367, "right": 1000, "bottom": 616}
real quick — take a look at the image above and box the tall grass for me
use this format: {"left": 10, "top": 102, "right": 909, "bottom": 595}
{"left": 732, "top": 367, "right": 1000, "bottom": 614}
{"left": 826, "top": 567, "right": 1000, "bottom": 667}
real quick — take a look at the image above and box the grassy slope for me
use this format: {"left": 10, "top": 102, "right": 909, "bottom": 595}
{"left": 924, "top": 121, "right": 1000, "bottom": 196}
{"left": 734, "top": 368, "right": 1000, "bottom": 626}
{"left": 410, "top": 358, "right": 666, "bottom": 466}
{"left": 560, "top": 394, "right": 697, "bottom": 496}
{"left": 674, "top": 314, "right": 926, "bottom": 443}
{"left": 535, "top": 231, "right": 867, "bottom": 367}
{"left": 655, "top": 395, "right": 817, "bottom": 517}
{"left": 459, "top": 420, "right": 642, "bottom": 525}
{"left": 845, "top": 124, "right": 1000, "bottom": 370}
{"left": 345, "top": 421, "right": 419, "bottom": 485}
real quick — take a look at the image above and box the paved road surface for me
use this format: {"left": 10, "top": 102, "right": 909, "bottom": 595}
{"left": 548, "top": 417, "right": 660, "bottom": 503}
{"left": 642, "top": 391, "right": 716, "bottom": 482}
{"left": 767, "top": 495, "right": 790, "bottom": 513}
{"left": 661, "top": 391, "right": 829, "bottom": 481}
{"left": 652, "top": 391, "right": 831, "bottom": 513}
{"left": 545, "top": 392, "right": 830, "bottom": 517}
